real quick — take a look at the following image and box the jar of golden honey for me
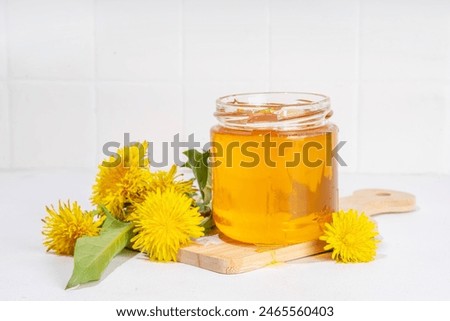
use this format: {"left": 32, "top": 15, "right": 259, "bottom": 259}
{"left": 211, "top": 92, "right": 338, "bottom": 245}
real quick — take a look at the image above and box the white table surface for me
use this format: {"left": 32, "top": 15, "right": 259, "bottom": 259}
{"left": 0, "top": 170, "right": 449, "bottom": 301}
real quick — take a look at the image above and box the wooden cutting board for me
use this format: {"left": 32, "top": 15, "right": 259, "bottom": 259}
{"left": 177, "top": 189, "right": 415, "bottom": 274}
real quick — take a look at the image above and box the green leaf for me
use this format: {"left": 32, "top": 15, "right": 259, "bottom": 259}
{"left": 182, "top": 149, "right": 212, "bottom": 206}
{"left": 182, "top": 148, "right": 214, "bottom": 231}
{"left": 65, "top": 208, "right": 134, "bottom": 289}
{"left": 200, "top": 215, "right": 215, "bottom": 235}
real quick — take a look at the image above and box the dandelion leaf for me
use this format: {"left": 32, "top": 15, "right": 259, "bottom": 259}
{"left": 182, "top": 149, "right": 211, "bottom": 205}
{"left": 66, "top": 208, "right": 133, "bottom": 289}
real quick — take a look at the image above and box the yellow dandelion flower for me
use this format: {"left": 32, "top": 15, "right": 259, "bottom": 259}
{"left": 42, "top": 201, "right": 105, "bottom": 256}
{"left": 149, "top": 164, "right": 195, "bottom": 195}
{"left": 129, "top": 188, "right": 204, "bottom": 262}
{"left": 91, "top": 142, "right": 152, "bottom": 221}
{"left": 319, "top": 209, "right": 379, "bottom": 263}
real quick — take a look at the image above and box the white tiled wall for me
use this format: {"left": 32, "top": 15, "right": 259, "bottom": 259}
{"left": 270, "top": 0, "right": 359, "bottom": 82}
{"left": 0, "top": 0, "right": 449, "bottom": 173}
{"left": 0, "top": 1, "right": 8, "bottom": 168}
{"left": 96, "top": 82, "right": 183, "bottom": 165}
{"left": 95, "top": 0, "right": 181, "bottom": 81}
{"left": 0, "top": 82, "right": 9, "bottom": 168}
{"left": 8, "top": 0, "right": 94, "bottom": 80}
{"left": 0, "top": 0, "right": 7, "bottom": 80}
{"left": 10, "top": 81, "right": 96, "bottom": 168}
{"left": 184, "top": 0, "right": 268, "bottom": 82}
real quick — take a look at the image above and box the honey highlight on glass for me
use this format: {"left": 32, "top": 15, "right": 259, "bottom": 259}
{"left": 211, "top": 92, "right": 338, "bottom": 245}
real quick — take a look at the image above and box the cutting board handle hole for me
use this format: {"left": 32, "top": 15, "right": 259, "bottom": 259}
{"left": 376, "top": 192, "right": 391, "bottom": 196}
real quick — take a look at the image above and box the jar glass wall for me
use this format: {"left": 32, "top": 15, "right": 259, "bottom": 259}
{"left": 211, "top": 92, "right": 338, "bottom": 245}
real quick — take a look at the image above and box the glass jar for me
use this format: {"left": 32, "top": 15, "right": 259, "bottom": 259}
{"left": 211, "top": 92, "right": 338, "bottom": 245}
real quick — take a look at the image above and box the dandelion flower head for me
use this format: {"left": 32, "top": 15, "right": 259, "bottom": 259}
{"left": 91, "top": 142, "right": 152, "bottom": 221}
{"left": 129, "top": 188, "right": 204, "bottom": 262}
{"left": 319, "top": 209, "right": 379, "bottom": 263}
{"left": 42, "top": 201, "right": 104, "bottom": 255}
{"left": 149, "top": 164, "right": 195, "bottom": 195}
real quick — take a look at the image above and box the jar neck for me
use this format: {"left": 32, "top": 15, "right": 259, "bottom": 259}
{"left": 215, "top": 92, "right": 332, "bottom": 131}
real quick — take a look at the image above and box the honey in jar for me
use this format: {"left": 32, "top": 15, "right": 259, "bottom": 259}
{"left": 211, "top": 92, "right": 338, "bottom": 245}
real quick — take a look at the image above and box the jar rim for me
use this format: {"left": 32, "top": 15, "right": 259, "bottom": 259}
{"left": 216, "top": 92, "right": 330, "bottom": 110}
{"left": 215, "top": 92, "right": 332, "bottom": 130}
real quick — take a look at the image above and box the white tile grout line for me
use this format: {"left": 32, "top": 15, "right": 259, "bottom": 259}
{"left": 266, "top": 0, "right": 271, "bottom": 91}
{"left": 92, "top": 0, "right": 100, "bottom": 168}
{"left": 180, "top": 0, "right": 186, "bottom": 140}
{"left": 355, "top": 0, "right": 362, "bottom": 173}
{"left": 445, "top": 81, "right": 450, "bottom": 174}
{"left": 5, "top": 0, "right": 12, "bottom": 169}
{"left": 6, "top": 78, "right": 181, "bottom": 85}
